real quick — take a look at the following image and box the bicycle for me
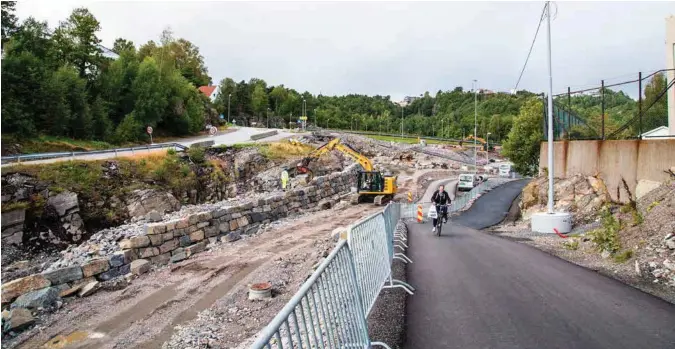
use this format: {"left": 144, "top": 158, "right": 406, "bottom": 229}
{"left": 432, "top": 204, "right": 450, "bottom": 236}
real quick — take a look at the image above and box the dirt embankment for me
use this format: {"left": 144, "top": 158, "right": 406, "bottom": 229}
{"left": 491, "top": 175, "right": 675, "bottom": 304}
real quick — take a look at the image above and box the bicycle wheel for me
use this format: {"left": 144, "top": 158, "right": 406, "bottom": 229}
{"left": 436, "top": 220, "right": 442, "bottom": 236}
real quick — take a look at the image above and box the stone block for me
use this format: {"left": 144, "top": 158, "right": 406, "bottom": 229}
{"left": 223, "top": 230, "right": 241, "bottom": 242}
{"left": 189, "top": 230, "right": 205, "bottom": 242}
{"left": 42, "top": 266, "right": 83, "bottom": 285}
{"left": 170, "top": 251, "right": 187, "bottom": 263}
{"left": 149, "top": 234, "right": 163, "bottom": 246}
{"left": 137, "top": 247, "right": 159, "bottom": 258}
{"left": 1, "top": 209, "right": 25, "bottom": 228}
{"left": 179, "top": 235, "right": 192, "bottom": 247}
{"left": 109, "top": 250, "right": 135, "bottom": 267}
{"left": 218, "top": 221, "right": 231, "bottom": 234}
{"left": 237, "top": 216, "right": 250, "bottom": 228}
{"left": 212, "top": 208, "right": 228, "bottom": 219}
{"left": 229, "top": 219, "right": 239, "bottom": 231}
{"left": 159, "top": 239, "right": 179, "bottom": 254}
{"left": 150, "top": 253, "right": 171, "bottom": 266}
{"left": 176, "top": 219, "right": 189, "bottom": 229}
{"left": 78, "top": 281, "right": 100, "bottom": 297}
{"left": 82, "top": 259, "right": 110, "bottom": 278}
{"left": 119, "top": 235, "right": 150, "bottom": 249}
{"left": 97, "top": 264, "right": 131, "bottom": 281}
{"left": 244, "top": 223, "right": 261, "bottom": 235}
{"left": 2, "top": 275, "right": 51, "bottom": 303}
{"left": 144, "top": 223, "right": 165, "bottom": 235}
{"left": 162, "top": 232, "right": 174, "bottom": 242}
{"left": 187, "top": 225, "right": 199, "bottom": 233}
{"left": 205, "top": 225, "right": 219, "bottom": 238}
{"left": 250, "top": 213, "right": 266, "bottom": 223}
{"left": 130, "top": 259, "right": 151, "bottom": 275}
{"left": 197, "top": 221, "right": 210, "bottom": 229}
{"left": 185, "top": 241, "right": 206, "bottom": 256}
{"left": 11, "top": 287, "right": 60, "bottom": 309}
{"left": 4, "top": 308, "right": 34, "bottom": 332}
{"left": 47, "top": 191, "right": 78, "bottom": 216}
{"left": 164, "top": 220, "right": 178, "bottom": 232}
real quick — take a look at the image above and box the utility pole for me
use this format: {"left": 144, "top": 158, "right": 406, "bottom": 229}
{"left": 473, "top": 79, "right": 478, "bottom": 173}
{"left": 545, "top": 1, "right": 554, "bottom": 214}
{"left": 227, "top": 94, "right": 231, "bottom": 124}
{"left": 401, "top": 105, "right": 404, "bottom": 136}
{"left": 486, "top": 132, "right": 492, "bottom": 164}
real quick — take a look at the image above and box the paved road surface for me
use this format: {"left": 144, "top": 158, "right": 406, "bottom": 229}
{"left": 421, "top": 178, "right": 459, "bottom": 202}
{"left": 405, "top": 180, "right": 675, "bottom": 349}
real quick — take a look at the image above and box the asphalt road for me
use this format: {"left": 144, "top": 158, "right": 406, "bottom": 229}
{"left": 404, "top": 180, "right": 675, "bottom": 349}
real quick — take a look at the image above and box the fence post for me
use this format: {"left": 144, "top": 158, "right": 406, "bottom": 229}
{"left": 638, "top": 72, "right": 643, "bottom": 138}
{"left": 601, "top": 79, "right": 605, "bottom": 140}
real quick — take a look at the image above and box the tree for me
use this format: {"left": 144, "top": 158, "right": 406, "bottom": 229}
{"left": 1, "top": 1, "right": 18, "bottom": 49}
{"left": 640, "top": 72, "right": 668, "bottom": 133}
{"left": 502, "top": 99, "right": 544, "bottom": 176}
{"left": 251, "top": 84, "right": 268, "bottom": 118}
{"left": 132, "top": 57, "right": 167, "bottom": 127}
{"left": 52, "top": 8, "right": 103, "bottom": 80}
{"left": 45, "top": 66, "right": 92, "bottom": 138}
{"left": 112, "top": 38, "right": 135, "bottom": 54}
{"left": 170, "top": 38, "right": 211, "bottom": 86}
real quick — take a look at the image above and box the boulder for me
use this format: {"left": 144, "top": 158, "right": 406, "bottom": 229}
{"left": 82, "top": 259, "right": 110, "bottom": 278}
{"left": 109, "top": 250, "right": 135, "bottom": 267}
{"left": 126, "top": 189, "right": 180, "bottom": 218}
{"left": 130, "top": 259, "right": 150, "bottom": 275}
{"left": 11, "top": 287, "right": 60, "bottom": 309}
{"left": 3, "top": 308, "right": 34, "bottom": 332}
{"left": 46, "top": 191, "right": 79, "bottom": 216}
{"left": 1, "top": 209, "right": 25, "bottom": 229}
{"left": 78, "top": 281, "right": 100, "bottom": 297}
{"left": 97, "top": 264, "right": 131, "bottom": 282}
{"left": 223, "top": 230, "right": 241, "bottom": 243}
{"left": 146, "top": 210, "right": 163, "bottom": 222}
{"left": 42, "top": 266, "right": 83, "bottom": 285}
{"left": 1, "top": 275, "right": 51, "bottom": 304}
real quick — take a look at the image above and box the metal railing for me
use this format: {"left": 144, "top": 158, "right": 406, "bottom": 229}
{"left": 251, "top": 203, "right": 414, "bottom": 349}
{"left": 0, "top": 142, "right": 188, "bottom": 165}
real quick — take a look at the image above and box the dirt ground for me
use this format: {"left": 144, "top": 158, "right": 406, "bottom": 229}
{"left": 7, "top": 204, "right": 382, "bottom": 349}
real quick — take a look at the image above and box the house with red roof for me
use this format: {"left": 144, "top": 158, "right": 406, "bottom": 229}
{"left": 198, "top": 85, "right": 220, "bottom": 103}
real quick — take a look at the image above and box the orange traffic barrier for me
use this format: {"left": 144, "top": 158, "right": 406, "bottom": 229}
{"left": 417, "top": 204, "right": 423, "bottom": 223}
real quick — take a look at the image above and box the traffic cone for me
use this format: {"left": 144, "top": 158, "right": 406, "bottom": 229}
{"left": 408, "top": 192, "right": 413, "bottom": 203}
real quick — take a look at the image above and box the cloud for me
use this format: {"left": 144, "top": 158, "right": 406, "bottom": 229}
{"left": 15, "top": 1, "right": 674, "bottom": 100}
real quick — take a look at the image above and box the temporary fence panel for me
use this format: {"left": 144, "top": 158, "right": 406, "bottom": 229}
{"left": 251, "top": 239, "right": 372, "bottom": 349}
{"left": 347, "top": 213, "right": 391, "bottom": 316}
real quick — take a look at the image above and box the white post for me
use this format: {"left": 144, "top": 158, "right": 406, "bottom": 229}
{"left": 546, "top": 1, "right": 554, "bottom": 214}
{"left": 473, "top": 79, "right": 478, "bottom": 173}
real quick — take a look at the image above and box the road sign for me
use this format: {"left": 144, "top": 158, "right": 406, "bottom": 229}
{"left": 209, "top": 126, "right": 217, "bottom": 136}
{"left": 146, "top": 126, "right": 153, "bottom": 135}
{"left": 219, "top": 114, "right": 224, "bottom": 120}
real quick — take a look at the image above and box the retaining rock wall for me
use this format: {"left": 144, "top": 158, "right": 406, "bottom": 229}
{"left": 1, "top": 164, "right": 359, "bottom": 312}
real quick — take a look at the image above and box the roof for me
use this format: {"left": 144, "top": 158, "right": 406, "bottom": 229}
{"left": 198, "top": 85, "right": 217, "bottom": 97}
{"left": 640, "top": 126, "right": 669, "bottom": 137}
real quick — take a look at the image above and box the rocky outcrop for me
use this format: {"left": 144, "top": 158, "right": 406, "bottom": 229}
{"left": 520, "top": 174, "right": 611, "bottom": 224}
{"left": 1, "top": 209, "right": 25, "bottom": 246}
{"left": 46, "top": 191, "right": 86, "bottom": 242}
{"left": 125, "top": 189, "right": 181, "bottom": 218}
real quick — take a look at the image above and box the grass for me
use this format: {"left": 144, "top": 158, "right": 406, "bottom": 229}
{"left": 562, "top": 239, "right": 579, "bottom": 250}
{"left": 2, "top": 134, "right": 119, "bottom": 154}
{"left": 1, "top": 201, "right": 30, "bottom": 213}
{"left": 217, "top": 142, "right": 314, "bottom": 160}
{"left": 589, "top": 206, "right": 622, "bottom": 255}
{"left": 612, "top": 249, "right": 633, "bottom": 263}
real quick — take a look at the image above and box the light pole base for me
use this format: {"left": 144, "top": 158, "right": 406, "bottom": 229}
{"left": 531, "top": 212, "right": 572, "bottom": 234}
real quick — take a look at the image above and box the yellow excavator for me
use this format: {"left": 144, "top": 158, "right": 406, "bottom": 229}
{"left": 459, "top": 135, "right": 492, "bottom": 151}
{"left": 295, "top": 138, "right": 397, "bottom": 205}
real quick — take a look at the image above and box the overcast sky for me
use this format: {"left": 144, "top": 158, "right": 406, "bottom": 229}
{"left": 15, "top": 1, "right": 675, "bottom": 100}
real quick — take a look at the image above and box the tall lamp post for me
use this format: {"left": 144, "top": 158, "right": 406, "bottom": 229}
{"left": 473, "top": 79, "right": 478, "bottom": 173}
{"left": 267, "top": 108, "right": 270, "bottom": 128}
{"left": 486, "top": 132, "right": 492, "bottom": 164}
{"left": 531, "top": 1, "right": 572, "bottom": 234}
{"left": 401, "top": 105, "right": 404, "bottom": 136}
{"left": 227, "top": 93, "right": 231, "bottom": 124}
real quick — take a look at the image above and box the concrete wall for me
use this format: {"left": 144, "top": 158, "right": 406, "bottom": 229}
{"left": 539, "top": 139, "right": 675, "bottom": 202}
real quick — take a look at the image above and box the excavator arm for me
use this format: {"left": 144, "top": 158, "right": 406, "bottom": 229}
{"left": 296, "top": 138, "right": 373, "bottom": 180}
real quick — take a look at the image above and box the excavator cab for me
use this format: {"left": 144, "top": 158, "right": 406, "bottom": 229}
{"left": 356, "top": 171, "right": 384, "bottom": 193}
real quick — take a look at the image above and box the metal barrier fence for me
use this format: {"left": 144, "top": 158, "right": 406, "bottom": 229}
{"left": 0, "top": 142, "right": 188, "bottom": 165}
{"left": 251, "top": 204, "right": 413, "bottom": 349}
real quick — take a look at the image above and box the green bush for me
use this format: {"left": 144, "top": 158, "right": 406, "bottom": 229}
{"left": 187, "top": 146, "right": 206, "bottom": 164}
{"left": 589, "top": 206, "right": 622, "bottom": 255}
{"left": 562, "top": 239, "right": 579, "bottom": 251}
{"left": 613, "top": 250, "right": 633, "bottom": 263}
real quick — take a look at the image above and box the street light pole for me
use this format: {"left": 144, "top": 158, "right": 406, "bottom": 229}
{"left": 227, "top": 94, "right": 231, "bottom": 124}
{"left": 401, "top": 106, "right": 404, "bottom": 136}
{"left": 267, "top": 108, "right": 270, "bottom": 128}
{"left": 545, "top": 1, "right": 554, "bottom": 214}
{"left": 486, "top": 132, "right": 492, "bottom": 164}
{"left": 473, "top": 79, "right": 478, "bottom": 173}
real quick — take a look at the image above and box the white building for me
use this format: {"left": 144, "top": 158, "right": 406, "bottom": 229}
{"left": 640, "top": 126, "right": 674, "bottom": 139}
{"left": 198, "top": 85, "right": 220, "bottom": 103}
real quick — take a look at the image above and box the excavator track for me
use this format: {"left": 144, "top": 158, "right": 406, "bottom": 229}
{"left": 373, "top": 194, "right": 393, "bottom": 206}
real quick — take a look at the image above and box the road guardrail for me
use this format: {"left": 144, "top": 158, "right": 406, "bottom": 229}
{"left": 1, "top": 142, "right": 188, "bottom": 165}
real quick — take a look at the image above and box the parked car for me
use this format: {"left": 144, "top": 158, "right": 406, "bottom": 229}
{"left": 458, "top": 173, "right": 479, "bottom": 191}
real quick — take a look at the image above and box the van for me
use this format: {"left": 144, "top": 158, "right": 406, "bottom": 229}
{"left": 458, "top": 173, "right": 479, "bottom": 191}
{"left": 499, "top": 163, "right": 513, "bottom": 178}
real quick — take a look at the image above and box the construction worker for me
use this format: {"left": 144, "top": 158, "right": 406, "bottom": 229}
{"left": 281, "top": 168, "right": 289, "bottom": 190}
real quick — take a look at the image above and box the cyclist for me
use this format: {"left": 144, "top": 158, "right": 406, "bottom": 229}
{"left": 431, "top": 184, "right": 451, "bottom": 233}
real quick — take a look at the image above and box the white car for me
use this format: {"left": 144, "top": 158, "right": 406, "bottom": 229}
{"left": 499, "top": 163, "right": 513, "bottom": 178}
{"left": 458, "top": 173, "right": 479, "bottom": 191}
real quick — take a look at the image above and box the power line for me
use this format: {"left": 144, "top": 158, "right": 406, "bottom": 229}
{"left": 513, "top": 3, "right": 548, "bottom": 92}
